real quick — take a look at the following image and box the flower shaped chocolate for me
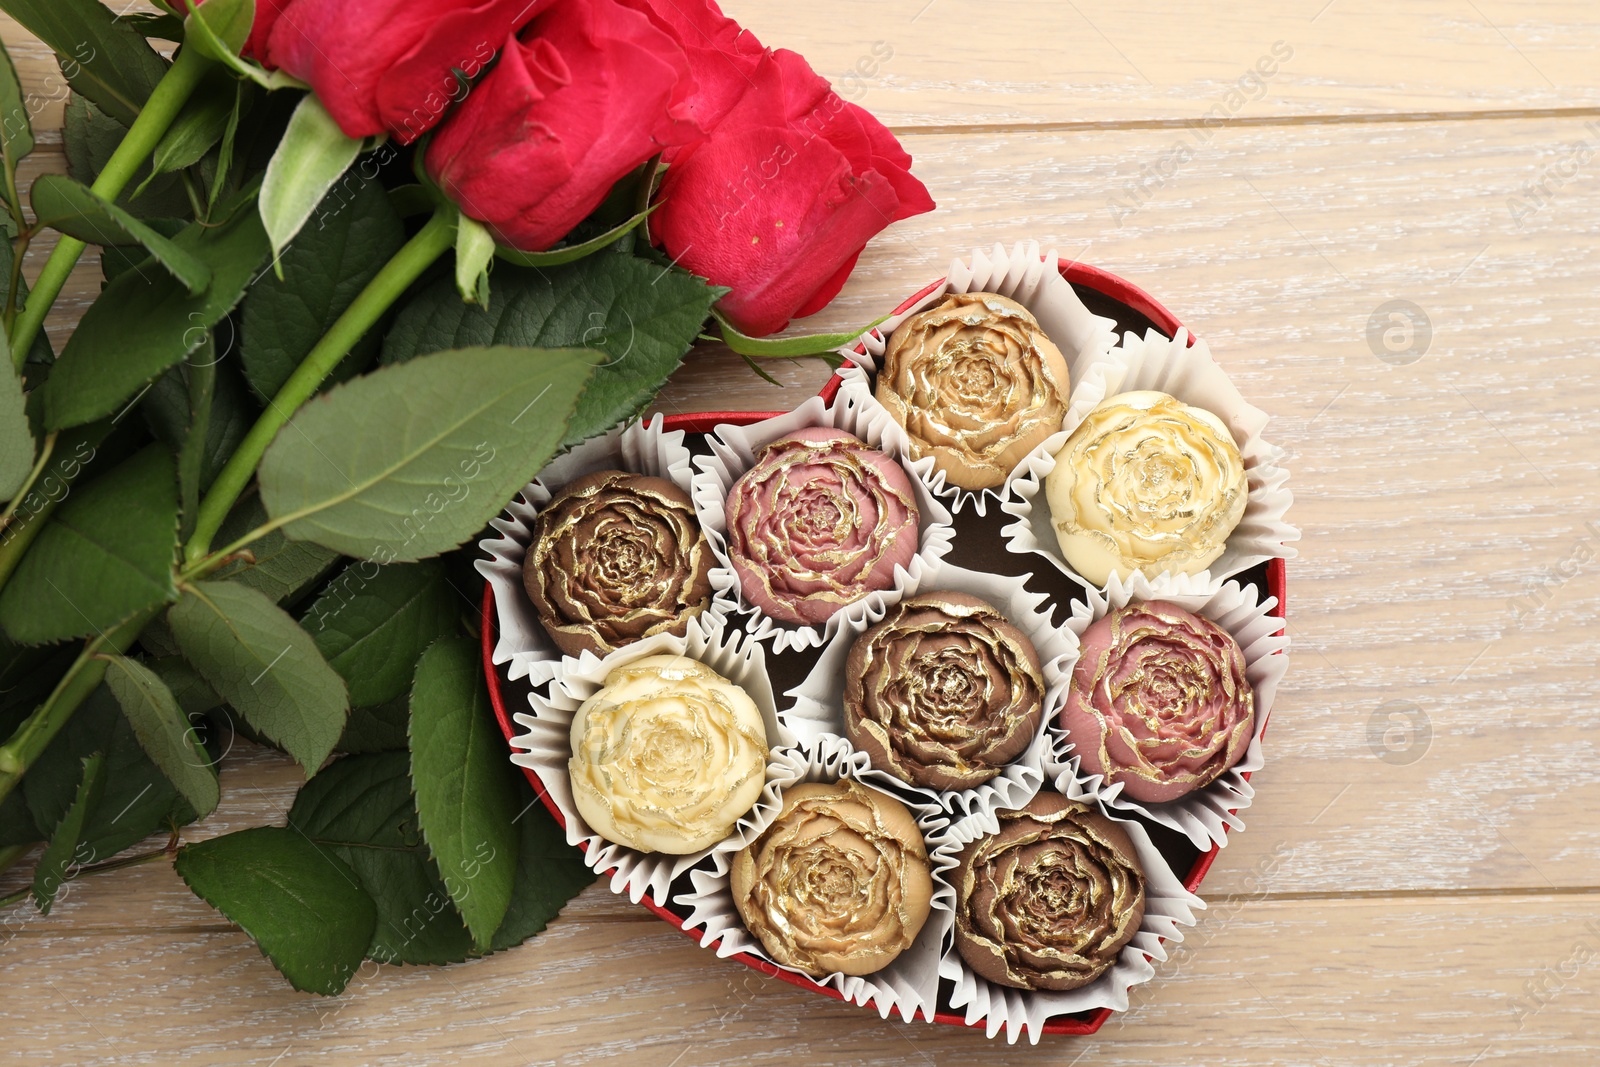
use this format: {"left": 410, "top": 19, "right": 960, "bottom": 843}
{"left": 568, "top": 655, "right": 768, "bottom": 854}
{"left": 724, "top": 427, "right": 920, "bottom": 626}
{"left": 878, "top": 292, "right": 1071, "bottom": 491}
{"left": 1044, "top": 390, "right": 1247, "bottom": 585}
{"left": 953, "top": 793, "right": 1145, "bottom": 992}
{"left": 524, "top": 470, "right": 713, "bottom": 658}
{"left": 731, "top": 780, "right": 933, "bottom": 977}
{"left": 1063, "top": 600, "right": 1253, "bottom": 804}
{"left": 844, "top": 592, "right": 1045, "bottom": 791}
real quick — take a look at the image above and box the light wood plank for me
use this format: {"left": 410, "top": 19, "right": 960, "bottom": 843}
{"left": 5, "top": 890, "right": 1598, "bottom": 1063}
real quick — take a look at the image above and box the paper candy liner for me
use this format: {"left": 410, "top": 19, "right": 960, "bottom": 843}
{"left": 833, "top": 240, "right": 1121, "bottom": 515}
{"left": 1001, "top": 326, "right": 1299, "bottom": 591}
{"left": 939, "top": 792, "right": 1204, "bottom": 1043}
{"left": 476, "top": 416, "right": 727, "bottom": 688}
{"left": 1043, "top": 571, "right": 1290, "bottom": 851}
{"left": 506, "top": 613, "right": 800, "bottom": 905}
{"left": 676, "top": 734, "right": 959, "bottom": 1025}
{"left": 785, "top": 558, "right": 1075, "bottom": 829}
{"left": 690, "top": 385, "right": 956, "bottom": 655}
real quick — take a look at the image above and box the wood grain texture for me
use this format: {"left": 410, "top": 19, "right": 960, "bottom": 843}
{"left": 5, "top": 1, "right": 1600, "bottom": 1062}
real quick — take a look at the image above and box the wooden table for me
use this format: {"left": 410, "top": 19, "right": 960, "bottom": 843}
{"left": 6, "top": 2, "right": 1600, "bottom": 1061}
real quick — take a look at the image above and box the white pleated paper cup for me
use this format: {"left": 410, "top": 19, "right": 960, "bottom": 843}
{"left": 689, "top": 384, "right": 955, "bottom": 655}
{"left": 506, "top": 613, "right": 801, "bottom": 905}
{"left": 1043, "top": 571, "right": 1289, "bottom": 852}
{"left": 833, "top": 240, "right": 1121, "bottom": 516}
{"left": 939, "top": 792, "right": 1203, "bottom": 1044}
{"left": 675, "top": 734, "right": 959, "bottom": 1025}
{"left": 476, "top": 416, "right": 727, "bottom": 688}
{"left": 785, "top": 559, "right": 1076, "bottom": 827}
{"left": 1001, "top": 326, "right": 1299, "bottom": 592}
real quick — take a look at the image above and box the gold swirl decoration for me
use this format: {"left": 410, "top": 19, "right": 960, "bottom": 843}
{"left": 1044, "top": 390, "right": 1247, "bottom": 585}
{"left": 524, "top": 470, "right": 712, "bottom": 657}
{"left": 1065, "top": 600, "right": 1254, "bottom": 803}
{"left": 844, "top": 591, "right": 1045, "bottom": 790}
{"left": 878, "top": 292, "right": 1071, "bottom": 491}
{"left": 568, "top": 655, "right": 768, "bottom": 855}
{"left": 953, "top": 793, "right": 1145, "bottom": 992}
{"left": 730, "top": 780, "right": 933, "bottom": 977}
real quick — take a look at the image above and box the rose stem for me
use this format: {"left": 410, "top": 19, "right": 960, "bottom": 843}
{"left": 183, "top": 206, "right": 459, "bottom": 568}
{"left": 0, "top": 209, "right": 457, "bottom": 808}
{"left": 9, "top": 44, "right": 215, "bottom": 372}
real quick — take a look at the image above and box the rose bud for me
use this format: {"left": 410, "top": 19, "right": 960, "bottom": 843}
{"left": 266, "top": 0, "right": 558, "bottom": 142}
{"left": 523, "top": 470, "right": 714, "bottom": 659}
{"left": 724, "top": 427, "right": 920, "bottom": 627}
{"left": 878, "top": 292, "right": 1071, "bottom": 491}
{"left": 953, "top": 793, "right": 1145, "bottom": 992}
{"left": 1044, "top": 390, "right": 1248, "bottom": 585}
{"left": 424, "top": 0, "right": 701, "bottom": 251}
{"left": 569, "top": 654, "right": 768, "bottom": 855}
{"left": 652, "top": 48, "right": 935, "bottom": 337}
{"left": 731, "top": 780, "right": 932, "bottom": 977}
{"left": 1062, "top": 600, "right": 1253, "bottom": 804}
{"left": 844, "top": 591, "right": 1045, "bottom": 791}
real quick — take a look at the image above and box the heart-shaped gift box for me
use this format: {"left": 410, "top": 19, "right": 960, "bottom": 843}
{"left": 481, "top": 254, "right": 1289, "bottom": 1038}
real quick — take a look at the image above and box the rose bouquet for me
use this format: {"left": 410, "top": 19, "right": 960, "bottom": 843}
{"left": 0, "top": 0, "right": 931, "bottom": 993}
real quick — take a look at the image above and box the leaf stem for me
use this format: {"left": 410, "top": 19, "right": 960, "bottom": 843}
{"left": 9, "top": 44, "right": 214, "bottom": 372}
{"left": 0, "top": 831, "right": 180, "bottom": 911}
{"left": 0, "top": 430, "right": 55, "bottom": 529}
{"left": 0, "top": 607, "right": 160, "bottom": 808}
{"left": 183, "top": 206, "right": 458, "bottom": 564}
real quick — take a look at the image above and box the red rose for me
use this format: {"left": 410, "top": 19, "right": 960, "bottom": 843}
{"left": 425, "top": 0, "right": 699, "bottom": 252}
{"left": 651, "top": 48, "right": 934, "bottom": 337}
{"left": 265, "top": 0, "right": 556, "bottom": 142}
{"left": 615, "top": 0, "right": 764, "bottom": 139}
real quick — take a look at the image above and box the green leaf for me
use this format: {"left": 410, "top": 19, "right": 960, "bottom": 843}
{"left": 492, "top": 207, "right": 654, "bottom": 268}
{"left": 302, "top": 561, "right": 458, "bottom": 708}
{"left": 182, "top": 0, "right": 253, "bottom": 58}
{"left": 0, "top": 362, "right": 30, "bottom": 500}
{"left": 2, "top": 0, "right": 168, "bottom": 127}
{"left": 409, "top": 636, "right": 519, "bottom": 948}
{"left": 714, "top": 308, "right": 886, "bottom": 359}
{"left": 31, "top": 174, "right": 212, "bottom": 293}
{"left": 143, "top": 357, "right": 257, "bottom": 498}
{"left": 0, "top": 214, "right": 53, "bottom": 368}
{"left": 455, "top": 214, "right": 494, "bottom": 307}
{"left": 489, "top": 777, "right": 593, "bottom": 951}
{"left": 168, "top": 580, "right": 349, "bottom": 774}
{"left": 258, "top": 347, "right": 595, "bottom": 562}
{"left": 210, "top": 494, "right": 340, "bottom": 605}
{"left": 102, "top": 654, "right": 219, "bottom": 818}
{"left": 0, "top": 38, "right": 35, "bottom": 215}
{"left": 288, "top": 751, "right": 474, "bottom": 964}
{"left": 382, "top": 255, "right": 718, "bottom": 449}
{"left": 0, "top": 446, "right": 179, "bottom": 645}
{"left": 24, "top": 683, "right": 205, "bottom": 862}
{"left": 259, "top": 95, "right": 365, "bottom": 263}
{"left": 148, "top": 654, "right": 223, "bottom": 716}
{"left": 144, "top": 75, "right": 237, "bottom": 188}
{"left": 40, "top": 198, "right": 271, "bottom": 430}
{"left": 174, "top": 826, "right": 377, "bottom": 995}
{"left": 239, "top": 167, "right": 405, "bottom": 400}
{"left": 337, "top": 694, "right": 410, "bottom": 754}
{"left": 32, "top": 753, "right": 104, "bottom": 915}
{"left": 63, "top": 95, "right": 188, "bottom": 218}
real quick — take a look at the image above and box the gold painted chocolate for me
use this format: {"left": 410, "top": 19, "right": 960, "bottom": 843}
{"left": 878, "top": 292, "right": 1071, "bottom": 490}
{"left": 1044, "top": 390, "right": 1247, "bottom": 585}
{"left": 953, "top": 793, "right": 1145, "bottom": 992}
{"left": 844, "top": 592, "right": 1045, "bottom": 791}
{"left": 568, "top": 654, "right": 768, "bottom": 855}
{"left": 524, "top": 470, "right": 713, "bottom": 658}
{"left": 730, "top": 780, "right": 933, "bottom": 977}
{"left": 1065, "top": 600, "right": 1253, "bottom": 804}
